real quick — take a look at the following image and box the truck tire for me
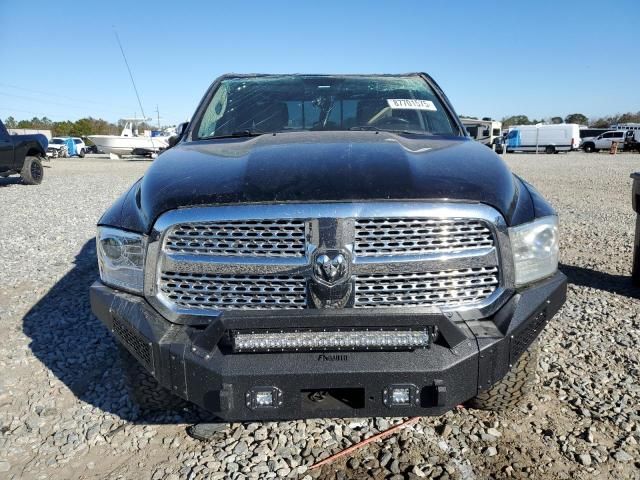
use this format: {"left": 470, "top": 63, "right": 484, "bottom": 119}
{"left": 118, "top": 346, "right": 187, "bottom": 411}
{"left": 545, "top": 145, "right": 555, "bottom": 154}
{"left": 20, "top": 156, "right": 44, "bottom": 185}
{"left": 583, "top": 143, "right": 594, "bottom": 153}
{"left": 79, "top": 148, "right": 85, "bottom": 158}
{"left": 467, "top": 341, "right": 539, "bottom": 411}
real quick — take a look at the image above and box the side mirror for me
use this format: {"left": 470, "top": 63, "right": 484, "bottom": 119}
{"left": 176, "top": 122, "right": 189, "bottom": 137}
{"left": 168, "top": 135, "right": 180, "bottom": 148}
{"left": 168, "top": 122, "right": 189, "bottom": 148}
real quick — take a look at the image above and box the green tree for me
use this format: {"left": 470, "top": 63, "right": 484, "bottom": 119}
{"left": 502, "top": 115, "right": 530, "bottom": 128}
{"left": 591, "top": 118, "right": 610, "bottom": 128}
{"left": 564, "top": 113, "right": 588, "bottom": 125}
{"left": 617, "top": 112, "right": 640, "bottom": 124}
{"left": 4, "top": 116, "right": 17, "bottom": 128}
{"left": 52, "top": 121, "right": 74, "bottom": 136}
{"left": 551, "top": 116, "right": 563, "bottom": 124}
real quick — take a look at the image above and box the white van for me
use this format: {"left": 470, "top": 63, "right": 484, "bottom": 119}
{"left": 506, "top": 124, "right": 581, "bottom": 154}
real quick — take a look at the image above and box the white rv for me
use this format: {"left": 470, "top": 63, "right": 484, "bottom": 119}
{"left": 461, "top": 118, "right": 502, "bottom": 149}
{"left": 505, "top": 124, "right": 580, "bottom": 154}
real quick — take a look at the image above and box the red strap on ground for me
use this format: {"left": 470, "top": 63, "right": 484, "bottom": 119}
{"left": 309, "top": 416, "right": 421, "bottom": 471}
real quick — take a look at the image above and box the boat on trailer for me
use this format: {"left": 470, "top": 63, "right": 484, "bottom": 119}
{"left": 88, "top": 120, "right": 171, "bottom": 159}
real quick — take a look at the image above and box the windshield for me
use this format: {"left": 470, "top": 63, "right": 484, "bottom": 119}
{"left": 196, "top": 75, "right": 460, "bottom": 139}
{"left": 51, "top": 139, "right": 64, "bottom": 144}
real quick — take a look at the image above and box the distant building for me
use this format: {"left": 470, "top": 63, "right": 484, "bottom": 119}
{"left": 8, "top": 128, "right": 52, "bottom": 140}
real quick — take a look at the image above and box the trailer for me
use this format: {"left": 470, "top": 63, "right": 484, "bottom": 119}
{"left": 506, "top": 124, "right": 580, "bottom": 154}
{"left": 460, "top": 118, "right": 502, "bottom": 149}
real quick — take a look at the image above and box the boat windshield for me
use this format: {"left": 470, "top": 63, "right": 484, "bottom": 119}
{"left": 195, "top": 75, "right": 461, "bottom": 139}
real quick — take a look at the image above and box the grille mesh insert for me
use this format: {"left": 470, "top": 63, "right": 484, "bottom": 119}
{"left": 354, "top": 267, "right": 499, "bottom": 308}
{"left": 159, "top": 272, "right": 307, "bottom": 310}
{"left": 112, "top": 316, "right": 153, "bottom": 368}
{"left": 164, "top": 219, "right": 306, "bottom": 257}
{"left": 354, "top": 218, "right": 494, "bottom": 256}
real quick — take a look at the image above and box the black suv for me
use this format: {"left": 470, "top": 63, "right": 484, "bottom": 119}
{"left": 0, "top": 120, "right": 47, "bottom": 184}
{"left": 90, "top": 73, "right": 566, "bottom": 421}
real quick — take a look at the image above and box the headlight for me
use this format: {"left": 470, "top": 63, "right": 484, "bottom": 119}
{"left": 509, "top": 216, "right": 559, "bottom": 287}
{"left": 97, "top": 226, "right": 146, "bottom": 293}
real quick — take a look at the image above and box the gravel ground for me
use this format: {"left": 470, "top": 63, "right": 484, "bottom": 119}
{"left": 0, "top": 152, "right": 639, "bottom": 480}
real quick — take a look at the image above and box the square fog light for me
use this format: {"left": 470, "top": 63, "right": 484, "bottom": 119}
{"left": 383, "top": 384, "right": 419, "bottom": 407}
{"left": 246, "top": 386, "right": 283, "bottom": 410}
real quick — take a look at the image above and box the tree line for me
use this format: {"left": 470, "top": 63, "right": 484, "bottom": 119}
{"left": 2, "top": 116, "right": 158, "bottom": 138}
{"left": 5, "top": 111, "right": 640, "bottom": 134}
{"left": 500, "top": 112, "right": 640, "bottom": 128}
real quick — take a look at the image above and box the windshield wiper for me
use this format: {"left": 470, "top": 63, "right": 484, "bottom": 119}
{"left": 348, "top": 125, "right": 383, "bottom": 131}
{"left": 202, "top": 130, "right": 267, "bottom": 140}
{"left": 349, "top": 126, "right": 428, "bottom": 135}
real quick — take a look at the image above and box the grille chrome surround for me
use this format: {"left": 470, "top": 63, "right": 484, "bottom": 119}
{"left": 158, "top": 272, "right": 307, "bottom": 310}
{"left": 355, "top": 218, "right": 494, "bottom": 256}
{"left": 354, "top": 266, "right": 499, "bottom": 308}
{"left": 146, "top": 202, "right": 514, "bottom": 321}
{"left": 164, "top": 219, "right": 305, "bottom": 257}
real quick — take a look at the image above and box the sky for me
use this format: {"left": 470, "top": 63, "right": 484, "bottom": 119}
{"left": 0, "top": 0, "right": 638, "bottom": 126}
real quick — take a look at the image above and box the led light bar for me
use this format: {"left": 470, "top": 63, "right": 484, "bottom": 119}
{"left": 232, "top": 329, "right": 430, "bottom": 352}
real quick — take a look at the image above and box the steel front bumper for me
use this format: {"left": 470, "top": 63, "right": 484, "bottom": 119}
{"left": 90, "top": 272, "right": 566, "bottom": 421}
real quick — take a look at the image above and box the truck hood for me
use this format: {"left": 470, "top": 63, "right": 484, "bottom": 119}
{"left": 136, "top": 131, "right": 530, "bottom": 231}
{"left": 14, "top": 133, "right": 48, "bottom": 150}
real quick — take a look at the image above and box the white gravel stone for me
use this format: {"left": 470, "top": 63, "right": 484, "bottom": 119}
{"left": 0, "top": 153, "right": 639, "bottom": 479}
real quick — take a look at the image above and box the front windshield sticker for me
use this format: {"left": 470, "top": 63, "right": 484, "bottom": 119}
{"left": 387, "top": 99, "right": 437, "bottom": 111}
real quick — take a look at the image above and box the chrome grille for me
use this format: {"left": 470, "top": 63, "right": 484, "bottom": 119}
{"left": 354, "top": 267, "right": 499, "bottom": 308}
{"left": 164, "top": 219, "right": 306, "bottom": 257}
{"left": 150, "top": 203, "right": 509, "bottom": 316}
{"left": 158, "top": 272, "right": 307, "bottom": 310}
{"left": 354, "top": 218, "right": 494, "bottom": 256}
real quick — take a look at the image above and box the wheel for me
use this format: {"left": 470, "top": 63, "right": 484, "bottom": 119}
{"left": 545, "top": 145, "right": 555, "bottom": 154}
{"left": 118, "top": 346, "right": 187, "bottom": 411}
{"left": 20, "top": 156, "right": 44, "bottom": 185}
{"left": 78, "top": 148, "right": 85, "bottom": 158}
{"left": 467, "top": 341, "right": 539, "bottom": 411}
{"left": 583, "top": 143, "right": 594, "bottom": 153}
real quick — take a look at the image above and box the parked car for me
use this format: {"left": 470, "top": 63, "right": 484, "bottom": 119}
{"left": 90, "top": 73, "right": 566, "bottom": 422}
{"left": 506, "top": 124, "right": 580, "bottom": 154}
{"left": 0, "top": 119, "right": 47, "bottom": 184}
{"left": 46, "top": 137, "right": 70, "bottom": 158}
{"left": 72, "top": 137, "right": 86, "bottom": 157}
{"left": 582, "top": 130, "right": 626, "bottom": 152}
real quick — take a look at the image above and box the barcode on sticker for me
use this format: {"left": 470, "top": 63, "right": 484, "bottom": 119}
{"left": 387, "top": 99, "right": 437, "bottom": 111}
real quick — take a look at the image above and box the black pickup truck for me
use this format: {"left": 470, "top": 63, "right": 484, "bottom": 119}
{"left": 0, "top": 120, "right": 47, "bottom": 184}
{"left": 90, "top": 73, "right": 566, "bottom": 421}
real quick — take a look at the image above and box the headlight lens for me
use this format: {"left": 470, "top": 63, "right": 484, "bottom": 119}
{"left": 97, "top": 226, "right": 146, "bottom": 293}
{"left": 509, "top": 216, "right": 559, "bottom": 287}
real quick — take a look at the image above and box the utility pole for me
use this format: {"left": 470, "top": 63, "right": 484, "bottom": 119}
{"left": 155, "top": 105, "right": 161, "bottom": 129}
